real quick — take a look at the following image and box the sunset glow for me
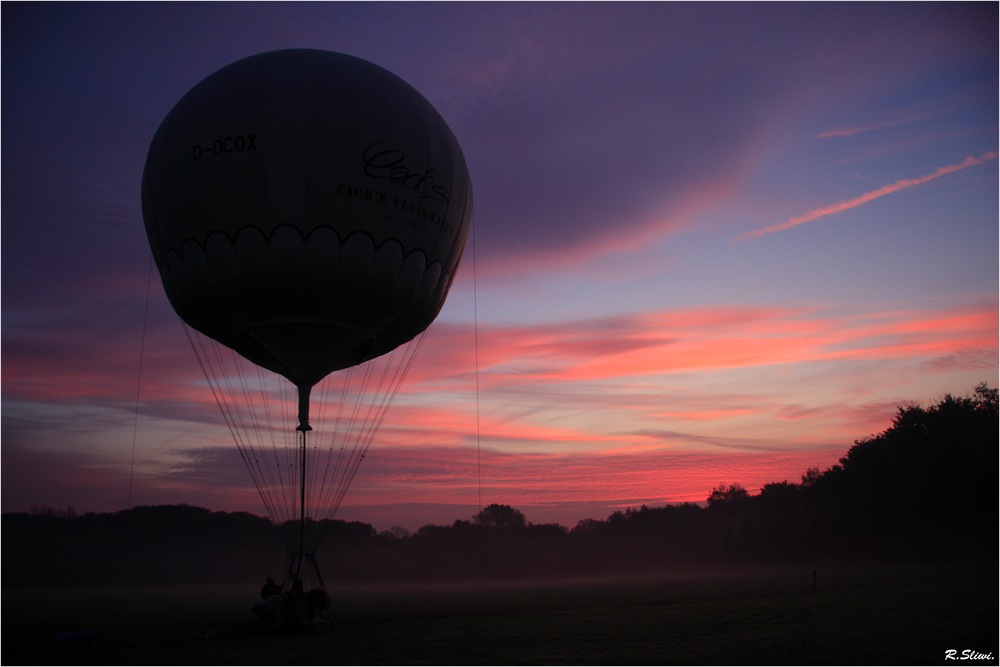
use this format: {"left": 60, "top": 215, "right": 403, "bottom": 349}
{"left": 3, "top": 4, "right": 996, "bottom": 532}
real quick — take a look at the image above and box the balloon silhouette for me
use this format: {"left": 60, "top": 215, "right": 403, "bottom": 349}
{"left": 142, "top": 49, "right": 472, "bottom": 429}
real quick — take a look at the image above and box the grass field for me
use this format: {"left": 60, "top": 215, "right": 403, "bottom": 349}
{"left": 3, "top": 562, "right": 996, "bottom": 665}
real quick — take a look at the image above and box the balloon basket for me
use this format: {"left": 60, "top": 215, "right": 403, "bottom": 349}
{"left": 283, "top": 550, "right": 327, "bottom": 595}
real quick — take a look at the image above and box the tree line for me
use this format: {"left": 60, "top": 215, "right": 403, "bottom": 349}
{"left": 4, "top": 384, "right": 995, "bottom": 589}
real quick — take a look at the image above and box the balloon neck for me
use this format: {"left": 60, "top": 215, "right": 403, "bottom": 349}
{"left": 296, "top": 385, "right": 313, "bottom": 432}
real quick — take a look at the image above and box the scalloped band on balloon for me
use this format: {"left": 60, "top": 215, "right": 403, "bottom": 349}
{"left": 158, "top": 225, "right": 452, "bottom": 388}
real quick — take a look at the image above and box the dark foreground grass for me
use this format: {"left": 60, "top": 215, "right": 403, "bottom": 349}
{"left": 3, "top": 562, "right": 996, "bottom": 665}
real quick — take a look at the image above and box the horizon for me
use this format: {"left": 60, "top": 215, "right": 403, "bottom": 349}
{"left": 4, "top": 384, "right": 984, "bottom": 533}
{"left": 2, "top": 4, "right": 997, "bottom": 533}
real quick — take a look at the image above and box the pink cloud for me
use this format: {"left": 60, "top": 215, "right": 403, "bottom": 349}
{"left": 815, "top": 110, "right": 945, "bottom": 139}
{"left": 815, "top": 88, "right": 985, "bottom": 140}
{"left": 410, "top": 302, "right": 997, "bottom": 385}
{"left": 377, "top": 406, "right": 620, "bottom": 447}
{"left": 357, "top": 301, "right": 995, "bottom": 463}
{"left": 8, "top": 299, "right": 993, "bottom": 443}
{"left": 817, "top": 123, "right": 909, "bottom": 139}
{"left": 733, "top": 151, "right": 998, "bottom": 242}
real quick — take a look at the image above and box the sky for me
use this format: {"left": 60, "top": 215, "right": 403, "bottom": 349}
{"left": 3, "top": 3, "right": 997, "bottom": 532}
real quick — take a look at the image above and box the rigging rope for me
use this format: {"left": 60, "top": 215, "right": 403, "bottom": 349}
{"left": 472, "top": 212, "right": 484, "bottom": 601}
{"left": 183, "top": 323, "right": 427, "bottom": 553}
{"left": 127, "top": 257, "right": 154, "bottom": 513}
{"left": 312, "top": 332, "right": 427, "bottom": 549}
{"left": 183, "top": 325, "right": 286, "bottom": 530}
{"left": 123, "top": 256, "right": 154, "bottom": 597}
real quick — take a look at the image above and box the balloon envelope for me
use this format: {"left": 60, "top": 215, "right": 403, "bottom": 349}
{"left": 142, "top": 49, "right": 472, "bottom": 388}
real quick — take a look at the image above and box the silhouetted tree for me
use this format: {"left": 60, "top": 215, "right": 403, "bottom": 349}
{"left": 474, "top": 503, "right": 526, "bottom": 531}
{"left": 380, "top": 525, "right": 411, "bottom": 540}
{"left": 570, "top": 518, "right": 602, "bottom": 535}
{"left": 707, "top": 483, "right": 750, "bottom": 508}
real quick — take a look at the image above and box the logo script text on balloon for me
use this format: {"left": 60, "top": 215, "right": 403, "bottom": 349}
{"left": 362, "top": 140, "right": 450, "bottom": 204}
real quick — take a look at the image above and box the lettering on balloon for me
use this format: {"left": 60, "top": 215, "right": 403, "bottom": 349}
{"left": 337, "top": 184, "right": 389, "bottom": 205}
{"left": 362, "top": 140, "right": 450, "bottom": 204}
{"left": 192, "top": 134, "right": 258, "bottom": 160}
{"left": 335, "top": 184, "right": 453, "bottom": 236}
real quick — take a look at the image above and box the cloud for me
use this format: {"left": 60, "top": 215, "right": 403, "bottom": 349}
{"left": 0, "top": 440, "right": 254, "bottom": 514}
{"left": 816, "top": 122, "right": 922, "bottom": 139}
{"left": 733, "top": 151, "right": 998, "bottom": 242}
{"left": 417, "top": 302, "right": 998, "bottom": 384}
{"left": 7, "top": 299, "right": 994, "bottom": 447}
{"left": 359, "top": 299, "right": 997, "bottom": 461}
{"left": 814, "top": 101, "right": 952, "bottom": 139}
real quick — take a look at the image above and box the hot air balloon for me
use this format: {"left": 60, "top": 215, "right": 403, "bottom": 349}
{"left": 142, "top": 49, "right": 472, "bottom": 588}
